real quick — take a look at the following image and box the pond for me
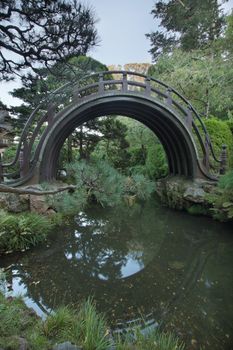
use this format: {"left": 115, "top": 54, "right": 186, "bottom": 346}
{"left": 0, "top": 199, "right": 233, "bottom": 349}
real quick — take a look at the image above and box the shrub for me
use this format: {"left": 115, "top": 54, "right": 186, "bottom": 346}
{"left": 145, "top": 143, "right": 168, "bottom": 180}
{"left": 0, "top": 210, "right": 53, "bottom": 253}
{"left": 62, "top": 160, "right": 156, "bottom": 208}
{"left": 204, "top": 117, "right": 233, "bottom": 169}
{"left": 218, "top": 170, "right": 233, "bottom": 191}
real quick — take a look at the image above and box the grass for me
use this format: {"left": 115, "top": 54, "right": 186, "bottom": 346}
{"left": 114, "top": 326, "right": 185, "bottom": 350}
{"left": 0, "top": 210, "right": 56, "bottom": 254}
{"left": 0, "top": 292, "right": 185, "bottom": 350}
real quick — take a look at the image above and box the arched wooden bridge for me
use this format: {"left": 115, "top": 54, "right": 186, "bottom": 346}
{"left": 0, "top": 71, "right": 225, "bottom": 186}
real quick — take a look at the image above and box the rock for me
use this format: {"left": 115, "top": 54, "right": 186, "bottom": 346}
{"left": 52, "top": 342, "right": 82, "bottom": 350}
{"left": 0, "top": 193, "right": 29, "bottom": 212}
{"left": 29, "top": 194, "right": 50, "bottom": 213}
{"left": 46, "top": 208, "right": 57, "bottom": 216}
{"left": 183, "top": 187, "right": 205, "bottom": 203}
{"left": 18, "top": 337, "right": 28, "bottom": 350}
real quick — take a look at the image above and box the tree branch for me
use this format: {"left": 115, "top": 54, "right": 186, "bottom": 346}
{"left": 0, "top": 184, "right": 76, "bottom": 195}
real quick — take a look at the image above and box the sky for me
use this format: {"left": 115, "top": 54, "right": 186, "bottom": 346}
{"left": 1, "top": 0, "right": 232, "bottom": 107}
{"left": 0, "top": 0, "right": 157, "bottom": 107}
{"left": 89, "top": 0, "right": 156, "bottom": 65}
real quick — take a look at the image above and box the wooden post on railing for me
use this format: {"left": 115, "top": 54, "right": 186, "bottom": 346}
{"left": 204, "top": 135, "right": 210, "bottom": 171}
{"left": 98, "top": 73, "right": 104, "bottom": 94}
{"left": 145, "top": 77, "right": 151, "bottom": 96}
{"left": 19, "top": 141, "right": 29, "bottom": 177}
{"left": 47, "top": 103, "right": 56, "bottom": 126}
{"left": 0, "top": 153, "right": 3, "bottom": 182}
{"left": 185, "top": 106, "right": 193, "bottom": 131}
{"left": 220, "top": 144, "right": 227, "bottom": 175}
{"left": 122, "top": 72, "right": 128, "bottom": 92}
{"left": 166, "top": 88, "right": 172, "bottom": 106}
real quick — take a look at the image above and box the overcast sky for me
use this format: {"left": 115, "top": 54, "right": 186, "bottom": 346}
{"left": 90, "top": 0, "right": 156, "bottom": 65}
{"left": 0, "top": 0, "right": 156, "bottom": 107}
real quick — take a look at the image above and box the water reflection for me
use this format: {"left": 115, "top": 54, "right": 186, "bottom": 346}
{"left": 1, "top": 200, "right": 233, "bottom": 349}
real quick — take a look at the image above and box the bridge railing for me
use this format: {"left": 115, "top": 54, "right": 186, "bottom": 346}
{"left": 0, "top": 71, "right": 223, "bottom": 184}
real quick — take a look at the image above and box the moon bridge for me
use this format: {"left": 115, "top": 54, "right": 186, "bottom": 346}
{"left": 0, "top": 70, "right": 226, "bottom": 186}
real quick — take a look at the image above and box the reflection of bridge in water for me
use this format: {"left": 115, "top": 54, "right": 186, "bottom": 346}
{"left": 0, "top": 71, "right": 226, "bottom": 186}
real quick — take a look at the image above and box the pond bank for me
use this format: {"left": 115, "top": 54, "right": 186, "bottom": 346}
{"left": 156, "top": 176, "right": 233, "bottom": 222}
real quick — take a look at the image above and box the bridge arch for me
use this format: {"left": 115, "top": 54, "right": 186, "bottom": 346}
{"left": 39, "top": 93, "right": 199, "bottom": 181}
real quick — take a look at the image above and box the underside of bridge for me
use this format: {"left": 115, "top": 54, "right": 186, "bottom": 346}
{"left": 38, "top": 94, "right": 201, "bottom": 182}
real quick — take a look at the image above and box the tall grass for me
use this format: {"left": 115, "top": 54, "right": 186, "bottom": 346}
{"left": 0, "top": 210, "right": 54, "bottom": 253}
{"left": 115, "top": 326, "right": 185, "bottom": 350}
{"left": 0, "top": 293, "right": 185, "bottom": 350}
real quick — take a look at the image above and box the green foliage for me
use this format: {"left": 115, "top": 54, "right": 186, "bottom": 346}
{"left": 51, "top": 159, "right": 156, "bottom": 213}
{"left": 2, "top": 144, "right": 20, "bottom": 174}
{"left": 0, "top": 210, "right": 53, "bottom": 253}
{"left": 115, "top": 326, "right": 185, "bottom": 350}
{"left": 42, "top": 306, "right": 75, "bottom": 339}
{"left": 147, "top": 0, "right": 225, "bottom": 61}
{"left": 124, "top": 175, "right": 155, "bottom": 201}
{"left": 0, "top": 294, "right": 112, "bottom": 350}
{"left": 0, "top": 293, "right": 39, "bottom": 348}
{"left": 204, "top": 118, "right": 233, "bottom": 168}
{"left": 146, "top": 143, "right": 168, "bottom": 179}
{"left": 119, "top": 117, "right": 168, "bottom": 180}
{"left": 204, "top": 171, "right": 233, "bottom": 221}
{"left": 48, "top": 189, "right": 88, "bottom": 216}
{"left": 218, "top": 171, "right": 233, "bottom": 190}
{"left": 148, "top": 49, "right": 233, "bottom": 119}
{"left": 66, "top": 160, "right": 125, "bottom": 207}
{"left": 0, "top": 292, "right": 185, "bottom": 350}
{"left": 71, "top": 297, "right": 112, "bottom": 349}
{"left": 187, "top": 204, "right": 209, "bottom": 216}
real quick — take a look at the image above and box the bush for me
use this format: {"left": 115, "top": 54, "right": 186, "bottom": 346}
{"left": 2, "top": 144, "right": 20, "bottom": 176}
{"left": 60, "top": 160, "right": 156, "bottom": 209}
{"left": 145, "top": 144, "right": 168, "bottom": 180}
{"left": 0, "top": 210, "right": 53, "bottom": 253}
{"left": 218, "top": 170, "right": 233, "bottom": 191}
{"left": 204, "top": 117, "right": 233, "bottom": 169}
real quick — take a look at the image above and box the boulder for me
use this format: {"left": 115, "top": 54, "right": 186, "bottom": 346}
{"left": 183, "top": 187, "right": 205, "bottom": 203}
{"left": 0, "top": 193, "right": 29, "bottom": 212}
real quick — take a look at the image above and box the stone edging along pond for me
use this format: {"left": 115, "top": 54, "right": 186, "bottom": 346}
{"left": 0, "top": 178, "right": 232, "bottom": 222}
{"left": 156, "top": 176, "right": 233, "bottom": 222}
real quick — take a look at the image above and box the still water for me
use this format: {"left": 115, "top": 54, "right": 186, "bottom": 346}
{"left": 1, "top": 200, "right": 233, "bottom": 349}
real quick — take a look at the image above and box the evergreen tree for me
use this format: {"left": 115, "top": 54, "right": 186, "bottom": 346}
{"left": 0, "top": 0, "right": 98, "bottom": 80}
{"left": 146, "top": 0, "right": 226, "bottom": 61}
